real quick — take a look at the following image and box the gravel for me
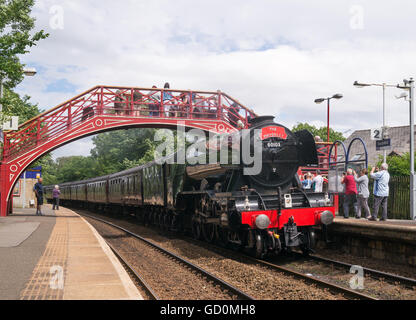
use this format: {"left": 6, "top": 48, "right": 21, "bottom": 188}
{"left": 273, "top": 255, "right": 416, "bottom": 300}
{"left": 82, "top": 210, "right": 347, "bottom": 300}
{"left": 85, "top": 218, "right": 238, "bottom": 300}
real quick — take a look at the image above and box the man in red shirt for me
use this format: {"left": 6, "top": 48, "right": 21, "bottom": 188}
{"left": 341, "top": 168, "right": 358, "bottom": 219}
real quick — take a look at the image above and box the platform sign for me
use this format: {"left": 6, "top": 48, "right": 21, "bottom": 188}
{"left": 370, "top": 127, "right": 383, "bottom": 141}
{"left": 376, "top": 138, "right": 391, "bottom": 151}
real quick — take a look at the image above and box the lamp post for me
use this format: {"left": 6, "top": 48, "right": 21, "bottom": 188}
{"left": 353, "top": 81, "right": 398, "bottom": 163}
{"left": 314, "top": 93, "right": 343, "bottom": 143}
{"left": 0, "top": 67, "right": 37, "bottom": 208}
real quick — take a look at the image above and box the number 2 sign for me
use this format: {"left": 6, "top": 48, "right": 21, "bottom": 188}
{"left": 371, "top": 128, "right": 383, "bottom": 141}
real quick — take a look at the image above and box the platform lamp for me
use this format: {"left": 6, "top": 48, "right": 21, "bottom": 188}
{"left": 353, "top": 81, "right": 398, "bottom": 163}
{"left": 396, "top": 78, "right": 415, "bottom": 220}
{"left": 314, "top": 93, "right": 343, "bottom": 143}
{"left": 0, "top": 67, "right": 37, "bottom": 114}
{"left": 15, "top": 67, "right": 37, "bottom": 209}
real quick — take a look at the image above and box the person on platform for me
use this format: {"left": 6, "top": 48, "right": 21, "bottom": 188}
{"left": 313, "top": 170, "right": 324, "bottom": 192}
{"left": 52, "top": 185, "right": 60, "bottom": 211}
{"left": 369, "top": 163, "right": 390, "bottom": 221}
{"left": 341, "top": 168, "right": 358, "bottom": 219}
{"left": 353, "top": 168, "right": 371, "bottom": 219}
{"left": 302, "top": 173, "right": 313, "bottom": 189}
{"left": 33, "top": 178, "right": 44, "bottom": 216}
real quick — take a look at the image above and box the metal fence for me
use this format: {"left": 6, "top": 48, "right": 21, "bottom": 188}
{"left": 338, "top": 175, "right": 411, "bottom": 220}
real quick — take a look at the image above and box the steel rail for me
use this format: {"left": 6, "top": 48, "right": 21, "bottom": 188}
{"left": 248, "top": 257, "right": 378, "bottom": 300}
{"left": 82, "top": 213, "right": 255, "bottom": 300}
{"left": 105, "top": 240, "right": 160, "bottom": 300}
{"left": 177, "top": 235, "right": 379, "bottom": 300}
{"left": 304, "top": 253, "right": 416, "bottom": 288}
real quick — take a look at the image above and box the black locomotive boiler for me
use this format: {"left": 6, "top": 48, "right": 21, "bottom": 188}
{"left": 45, "top": 116, "right": 335, "bottom": 258}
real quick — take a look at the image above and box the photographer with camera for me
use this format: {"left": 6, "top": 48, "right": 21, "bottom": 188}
{"left": 369, "top": 163, "right": 390, "bottom": 221}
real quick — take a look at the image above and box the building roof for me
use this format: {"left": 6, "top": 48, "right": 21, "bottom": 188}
{"left": 342, "top": 125, "right": 415, "bottom": 166}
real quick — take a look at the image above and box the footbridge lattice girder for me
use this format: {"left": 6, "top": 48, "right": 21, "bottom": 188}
{"left": 0, "top": 86, "right": 256, "bottom": 216}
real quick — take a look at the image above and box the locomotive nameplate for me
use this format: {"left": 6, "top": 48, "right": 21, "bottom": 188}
{"left": 260, "top": 126, "right": 287, "bottom": 140}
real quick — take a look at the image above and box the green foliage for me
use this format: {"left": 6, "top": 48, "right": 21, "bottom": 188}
{"left": 90, "top": 128, "right": 158, "bottom": 172}
{"left": 30, "top": 153, "right": 57, "bottom": 185}
{"left": 2, "top": 88, "right": 39, "bottom": 123}
{"left": 292, "top": 122, "right": 345, "bottom": 142}
{"left": 41, "top": 128, "right": 169, "bottom": 184}
{"left": 0, "top": 0, "right": 46, "bottom": 125}
{"left": 376, "top": 153, "right": 413, "bottom": 176}
{"left": 0, "top": 0, "right": 49, "bottom": 89}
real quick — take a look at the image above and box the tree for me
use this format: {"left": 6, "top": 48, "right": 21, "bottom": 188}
{"left": 0, "top": 0, "right": 48, "bottom": 121}
{"left": 90, "top": 128, "right": 158, "bottom": 172}
{"left": 292, "top": 122, "right": 345, "bottom": 142}
{"left": 376, "top": 153, "right": 413, "bottom": 176}
{"left": 2, "top": 88, "right": 39, "bottom": 124}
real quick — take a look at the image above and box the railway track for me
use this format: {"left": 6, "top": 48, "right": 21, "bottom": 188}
{"left": 105, "top": 241, "right": 160, "bottom": 300}
{"left": 83, "top": 213, "right": 255, "bottom": 300}
{"left": 81, "top": 211, "right": 383, "bottom": 300}
{"left": 187, "top": 238, "right": 416, "bottom": 300}
{"left": 184, "top": 236, "right": 416, "bottom": 300}
{"left": 181, "top": 237, "right": 379, "bottom": 300}
{"left": 302, "top": 253, "right": 416, "bottom": 289}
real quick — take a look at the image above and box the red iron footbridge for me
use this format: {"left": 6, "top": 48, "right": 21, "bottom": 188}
{"left": 0, "top": 86, "right": 257, "bottom": 216}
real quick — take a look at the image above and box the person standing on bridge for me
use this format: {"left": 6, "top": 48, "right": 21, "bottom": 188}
{"left": 33, "top": 178, "right": 44, "bottom": 216}
{"left": 52, "top": 185, "right": 60, "bottom": 211}
{"left": 149, "top": 85, "right": 160, "bottom": 117}
{"left": 370, "top": 163, "right": 390, "bottom": 221}
{"left": 163, "top": 82, "right": 173, "bottom": 117}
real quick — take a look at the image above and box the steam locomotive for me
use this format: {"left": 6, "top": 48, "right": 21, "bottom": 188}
{"left": 45, "top": 116, "right": 335, "bottom": 258}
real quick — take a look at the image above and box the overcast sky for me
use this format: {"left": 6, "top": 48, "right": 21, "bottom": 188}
{"left": 15, "top": 0, "right": 416, "bottom": 159}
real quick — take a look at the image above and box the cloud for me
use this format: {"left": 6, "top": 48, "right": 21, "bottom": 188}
{"left": 13, "top": 0, "right": 416, "bottom": 158}
{"left": 51, "top": 136, "right": 95, "bottom": 160}
{"left": 45, "top": 78, "right": 77, "bottom": 93}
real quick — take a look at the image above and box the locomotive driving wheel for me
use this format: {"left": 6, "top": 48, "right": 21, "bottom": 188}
{"left": 300, "top": 228, "right": 316, "bottom": 256}
{"left": 202, "top": 223, "right": 216, "bottom": 242}
{"left": 192, "top": 219, "right": 202, "bottom": 239}
{"left": 248, "top": 230, "right": 265, "bottom": 259}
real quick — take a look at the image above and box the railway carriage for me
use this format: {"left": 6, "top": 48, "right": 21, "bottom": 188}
{"left": 46, "top": 115, "right": 335, "bottom": 258}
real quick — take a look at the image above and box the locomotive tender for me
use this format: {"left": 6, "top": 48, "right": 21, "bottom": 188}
{"left": 45, "top": 116, "right": 335, "bottom": 258}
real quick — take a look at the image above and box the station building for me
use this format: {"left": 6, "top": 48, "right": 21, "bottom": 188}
{"left": 12, "top": 166, "right": 42, "bottom": 209}
{"left": 342, "top": 125, "right": 415, "bottom": 167}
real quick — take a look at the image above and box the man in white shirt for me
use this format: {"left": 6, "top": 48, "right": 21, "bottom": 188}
{"left": 313, "top": 170, "right": 324, "bottom": 192}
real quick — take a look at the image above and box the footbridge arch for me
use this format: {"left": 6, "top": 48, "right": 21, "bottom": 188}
{"left": 0, "top": 85, "right": 256, "bottom": 216}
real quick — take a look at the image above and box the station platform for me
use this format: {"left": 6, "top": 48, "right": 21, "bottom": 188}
{"left": 323, "top": 216, "right": 416, "bottom": 267}
{"left": 0, "top": 205, "right": 142, "bottom": 300}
